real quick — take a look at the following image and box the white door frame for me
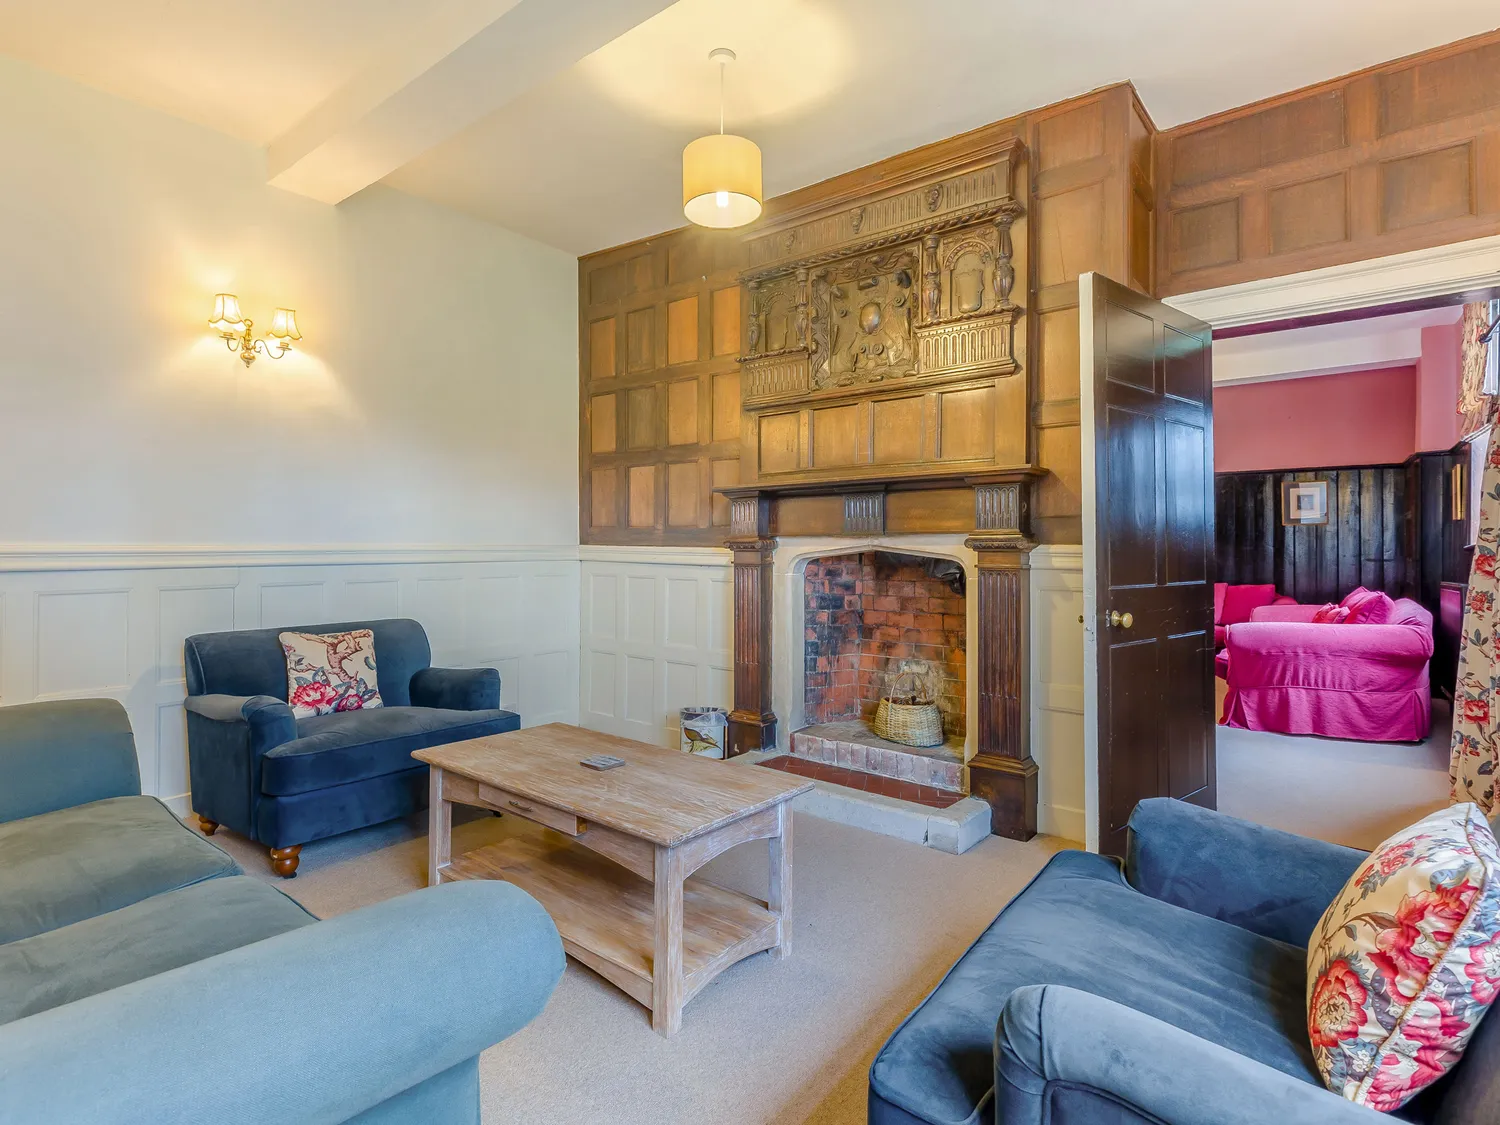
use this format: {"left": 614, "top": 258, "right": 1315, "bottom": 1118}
{"left": 1078, "top": 234, "right": 1500, "bottom": 851}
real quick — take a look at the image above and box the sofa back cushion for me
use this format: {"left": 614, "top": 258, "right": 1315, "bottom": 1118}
{"left": 1214, "top": 582, "right": 1227, "bottom": 625}
{"left": 1391, "top": 598, "right": 1435, "bottom": 633}
{"left": 1221, "top": 584, "right": 1279, "bottom": 626}
{"left": 1342, "top": 587, "right": 1396, "bottom": 625}
{"left": 185, "top": 619, "right": 430, "bottom": 707}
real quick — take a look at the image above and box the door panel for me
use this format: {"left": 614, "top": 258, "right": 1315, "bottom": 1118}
{"left": 1085, "top": 273, "right": 1215, "bottom": 856}
{"left": 1164, "top": 420, "right": 1208, "bottom": 585}
{"left": 1165, "top": 629, "right": 1212, "bottom": 802}
{"left": 1104, "top": 636, "right": 1161, "bottom": 837}
{"left": 1105, "top": 405, "right": 1159, "bottom": 589}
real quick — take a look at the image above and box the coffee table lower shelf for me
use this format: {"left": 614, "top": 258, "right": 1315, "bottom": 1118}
{"left": 444, "top": 833, "right": 779, "bottom": 1014}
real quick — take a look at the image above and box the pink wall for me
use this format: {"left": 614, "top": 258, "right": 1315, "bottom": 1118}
{"left": 1214, "top": 366, "right": 1416, "bottom": 472}
{"left": 1415, "top": 321, "right": 1464, "bottom": 452}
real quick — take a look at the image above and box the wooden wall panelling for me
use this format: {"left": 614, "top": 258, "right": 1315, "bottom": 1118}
{"left": 580, "top": 84, "right": 1150, "bottom": 547}
{"left": 580, "top": 229, "right": 746, "bottom": 545}
{"left": 1028, "top": 85, "right": 1153, "bottom": 544}
{"left": 1156, "top": 29, "right": 1500, "bottom": 295}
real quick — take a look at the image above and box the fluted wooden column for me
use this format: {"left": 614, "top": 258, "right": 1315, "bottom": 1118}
{"left": 726, "top": 492, "right": 777, "bottom": 755}
{"left": 965, "top": 478, "right": 1038, "bottom": 839}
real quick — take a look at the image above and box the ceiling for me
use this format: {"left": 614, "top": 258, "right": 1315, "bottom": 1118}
{"left": 2, "top": 0, "right": 1498, "bottom": 254}
{"left": 1213, "top": 306, "right": 1465, "bottom": 386}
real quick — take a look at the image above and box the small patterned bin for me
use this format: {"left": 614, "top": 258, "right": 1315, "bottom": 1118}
{"left": 679, "top": 707, "right": 728, "bottom": 759}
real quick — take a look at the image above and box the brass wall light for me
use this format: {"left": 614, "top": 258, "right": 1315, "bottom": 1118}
{"left": 208, "top": 293, "right": 302, "bottom": 366}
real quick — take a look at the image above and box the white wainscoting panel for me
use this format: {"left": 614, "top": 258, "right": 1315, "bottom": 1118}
{"left": 578, "top": 542, "right": 1088, "bottom": 846}
{"left": 1030, "top": 545, "right": 1086, "bottom": 844}
{"left": 579, "top": 547, "right": 733, "bottom": 747}
{"left": 0, "top": 548, "right": 581, "bottom": 814}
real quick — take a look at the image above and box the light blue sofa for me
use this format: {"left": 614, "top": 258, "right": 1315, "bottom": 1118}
{"left": 869, "top": 798, "right": 1500, "bottom": 1125}
{"left": 0, "top": 698, "right": 564, "bottom": 1124}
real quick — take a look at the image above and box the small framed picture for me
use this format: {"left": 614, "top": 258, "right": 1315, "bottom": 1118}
{"left": 1282, "top": 480, "right": 1329, "bottom": 526}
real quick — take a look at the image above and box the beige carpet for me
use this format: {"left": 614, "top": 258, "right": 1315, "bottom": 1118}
{"left": 1216, "top": 684, "right": 1454, "bottom": 852}
{"left": 207, "top": 810, "right": 1068, "bottom": 1125}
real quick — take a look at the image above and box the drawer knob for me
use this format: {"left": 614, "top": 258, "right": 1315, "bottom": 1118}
{"left": 508, "top": 799, "right": 534, "bottom": 814}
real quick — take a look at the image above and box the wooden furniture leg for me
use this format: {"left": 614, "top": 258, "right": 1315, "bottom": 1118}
{"left": 768, "top": 804, "right": 793, "bottom": 960}
{"left": 652, "top": 844, "right": 685, "bottom": 1036}
{"left": 197, "top": 815, "right": 218, "bottom": 836}
{"left": 428, "top": 765, "right": 452, "bottom": 887}
{"left": 269, "top": 845, "right": 301, "bottom": 877}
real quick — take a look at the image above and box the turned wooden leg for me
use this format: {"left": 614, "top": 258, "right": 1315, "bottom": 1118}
{"left": 197, "top": 815, "right": 219, "bottom": 836}
{"left": 269, "top": 845, "right": 302, "bottom": 878}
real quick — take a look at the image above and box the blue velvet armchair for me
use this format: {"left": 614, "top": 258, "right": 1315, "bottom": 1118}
{"left": 870, "top": 799, "right": 1500, "bottom": 1125}
{"left": 185, "top": 618, "right": 519, "bottom": 876}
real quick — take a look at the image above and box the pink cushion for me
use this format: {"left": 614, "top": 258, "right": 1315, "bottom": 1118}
{"left": 1311, "top": 603, "right": 1352, "bottom": 624}
{"left": 1307, "top": 804, "right": 1500, "bottom": 1110}
{"left": 1213, "top": 582, "right": 1227, "bottom": 625}
{"left": 1220, "top": 584, "right": 1278, "bottom": 626}
{"left": 1344, "top": 589, "right": 1396, "bottom": 625}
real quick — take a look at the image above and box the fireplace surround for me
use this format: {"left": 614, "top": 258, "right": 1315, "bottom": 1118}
{"left": 723, "top": 470, "right": 1039, "bottom": 839}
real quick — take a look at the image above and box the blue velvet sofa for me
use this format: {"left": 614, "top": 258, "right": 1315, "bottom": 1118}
{"left": 185, "top": 618, "right": 519, "bottom": 876}
{"left": 0, "top": 698, "right": 563, "bottom": 1124}
{"left": 870, "top": 799, "right": 1500, "bottom": 1125}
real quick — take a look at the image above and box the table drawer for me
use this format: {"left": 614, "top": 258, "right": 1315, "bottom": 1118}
{"left": 478, "top": 783, "right": 583, "bottom": 836}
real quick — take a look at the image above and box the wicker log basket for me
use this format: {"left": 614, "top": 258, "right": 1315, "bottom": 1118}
{"left": 871, "top": 669, "right": 944, "bottom": 748}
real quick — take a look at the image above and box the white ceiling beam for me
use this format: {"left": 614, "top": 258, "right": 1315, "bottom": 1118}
{"left": 268, "top": 0, "right": 677, "bottom": 205}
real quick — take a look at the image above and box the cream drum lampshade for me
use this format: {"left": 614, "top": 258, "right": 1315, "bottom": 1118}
{"left": 683, "top": 132, "right": 762, "bottom": 229}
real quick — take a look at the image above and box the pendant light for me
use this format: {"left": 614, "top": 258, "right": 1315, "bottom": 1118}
{"left": 682, "top": 48, "right": 762, "bottom": 229}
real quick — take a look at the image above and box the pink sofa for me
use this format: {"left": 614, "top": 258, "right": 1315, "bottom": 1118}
{"left": 1213, "top": 583, "right": 1296, "bottom": 650}
{"left": 1220, "top": 596, "right": 1434, "bottom": 742}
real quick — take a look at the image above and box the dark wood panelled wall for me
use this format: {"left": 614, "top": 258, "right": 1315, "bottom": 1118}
{"left": 580, "top": 83, "right": 1154, "bottom": 547}
{"left": 581, "top": 28, "right": 1500, "bottom": 548}
{"left": 1215, "top": 451, "right": 1471, "bottom": 609}
{"left": 1215, "top": 465, "right": 1410, "bottom": 604}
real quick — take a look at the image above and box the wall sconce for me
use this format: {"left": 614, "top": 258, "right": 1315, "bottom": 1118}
{"left": 208, "top": 293, "right": 302, "bottom": 366}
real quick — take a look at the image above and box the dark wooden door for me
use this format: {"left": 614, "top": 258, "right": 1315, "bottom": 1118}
{"left": 1083, "top": 273, "right": 1215, "bottom": 856}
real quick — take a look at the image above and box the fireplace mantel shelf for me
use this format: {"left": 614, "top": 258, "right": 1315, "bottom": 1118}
{"left": 718, "top": 465, "right": 1043, "bottom": 502}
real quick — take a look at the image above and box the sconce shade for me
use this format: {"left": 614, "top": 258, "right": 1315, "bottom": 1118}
{"left": 683, "top": 133, "right": 762, "bottom": 229}
{"left": 269, "top": 308, "right": 302, "bottom": 342}
{"left": 208, "top": 293, "right": 245, "bottom": 336}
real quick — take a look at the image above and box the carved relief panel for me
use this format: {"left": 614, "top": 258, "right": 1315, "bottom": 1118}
{"left": 814, "top": 248, "right": 919, "bottom": 388}
{"left": 737, "top": 141, "right": 1028, "bottom": 483}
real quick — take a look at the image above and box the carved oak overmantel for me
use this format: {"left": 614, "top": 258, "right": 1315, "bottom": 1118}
{"left": 735, "top": 140, "right": 1028, "bottom": 488}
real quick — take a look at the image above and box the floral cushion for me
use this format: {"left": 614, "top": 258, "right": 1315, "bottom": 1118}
{"left": 1311, "top": 602, "right": 1352, "bottom": 624}
{"left": 1306, "top": 803, "right": 1500, "bottom": 1111}
{"left": 279, "top": 630, "right": 383, "bottom": 718}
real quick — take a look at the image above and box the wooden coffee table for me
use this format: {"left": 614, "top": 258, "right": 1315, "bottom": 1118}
{"left": 413, "top": 724, "right": 812, "bottom": 1035}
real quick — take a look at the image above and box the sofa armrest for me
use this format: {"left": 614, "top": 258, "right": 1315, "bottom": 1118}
{"left": 0, "top": 880, "right": 563, "bottom": 1125}
{"left": 1126, "top": 798, "right": 1364, "bottom": 946}
{"left": 1227, "top": 620, "right": 1434, "bottom": 663}
{"left": 0, "top": 698, "right": 140, "bottom": 824}
{"left": 996, "top": 985, "right": 1382, "bottom": 1125}
{"left": 184, "top": 694, "right": 297, "bottom": 752}
{"left": 410, "top": 666, "right": 501, "bottom": 712}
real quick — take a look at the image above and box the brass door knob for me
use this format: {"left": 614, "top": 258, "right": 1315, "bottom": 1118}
{"left": 1108, "top": 610, "right": 1134, "bottom": 629}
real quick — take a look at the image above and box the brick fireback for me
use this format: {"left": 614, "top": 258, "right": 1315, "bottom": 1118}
{"left": 803, "top": 552, "right": 966, "bottom": 738}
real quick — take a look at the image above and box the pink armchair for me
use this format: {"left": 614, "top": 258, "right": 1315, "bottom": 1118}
{"left": 1221, "top": 597, "right": 1433, "bottom": 742}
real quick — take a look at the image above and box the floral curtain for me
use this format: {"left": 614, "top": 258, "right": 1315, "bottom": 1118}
{"left": 1451, "top": 302, "right": 1500, "bottom": 815}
